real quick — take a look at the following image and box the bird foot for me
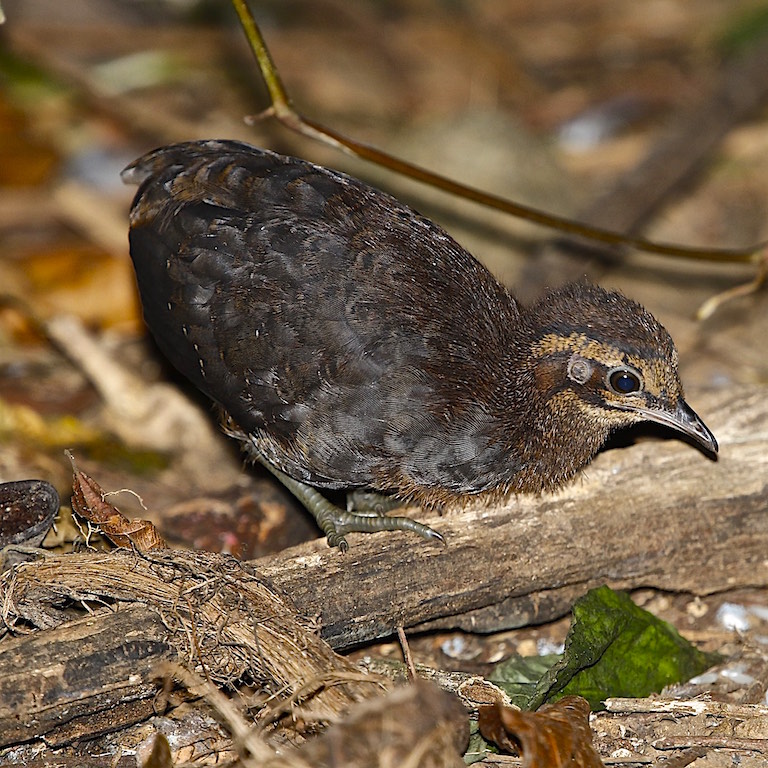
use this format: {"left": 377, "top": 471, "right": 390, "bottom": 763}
{"left": 256, "top": 458, "right": 444, "bottom": 550}
{"left": 321, "top": 506, "right": 445, "bottom": 552}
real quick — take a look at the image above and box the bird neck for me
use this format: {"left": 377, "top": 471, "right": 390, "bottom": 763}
{"left": 489, "top": 329, "right": 612, "bottom": 495}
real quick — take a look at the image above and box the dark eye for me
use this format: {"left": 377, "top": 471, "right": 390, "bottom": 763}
{"left": 609, "top": 369, "right": 642, "bottom": 394}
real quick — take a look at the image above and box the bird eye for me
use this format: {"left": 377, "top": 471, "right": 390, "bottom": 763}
{"left": 608, "top": 369, "right": 642, "bottom": 394}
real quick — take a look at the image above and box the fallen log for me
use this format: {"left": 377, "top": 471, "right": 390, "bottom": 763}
{"left": 256, "top": 386, "right": 768, "bottom": 647}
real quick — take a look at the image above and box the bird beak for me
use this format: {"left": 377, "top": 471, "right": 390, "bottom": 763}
{"left": 631, "top": 399, "right": 719, "bottom": 454}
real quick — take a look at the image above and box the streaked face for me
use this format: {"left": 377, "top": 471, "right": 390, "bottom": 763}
{"left": 532, "top": 331, "right": 717, "bottom": 453}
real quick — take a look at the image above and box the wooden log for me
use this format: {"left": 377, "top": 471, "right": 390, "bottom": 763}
{"left": 9, "top": 386, "right": 759, "bottom": 651}
{"left": 0, "top": 606, "right": 174, "bottom": 748}
{"left": 254, "top": 386, "right": 768, "bottom": 648}
{"left": 0, "top": 549, "right": 375, "bottom": 748}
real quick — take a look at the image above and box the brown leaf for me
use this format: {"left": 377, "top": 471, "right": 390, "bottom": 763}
{"left": 478, "top": 695, "right": 605, "bottom": 768}
{"left": 70, "top": 456, "right": 167, "bottom": 551}
{"left": 140, "top": 733, "right": 173, "bottom": 768}
{"left": 20, "top": 244, "right": 140, "bottom": 329}
{"left": 0, "top": 96, "right": 58, "bottom": 187}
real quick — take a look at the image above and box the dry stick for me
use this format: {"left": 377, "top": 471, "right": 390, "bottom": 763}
{"left": 158, "top": 662, "right": 311, "bottom": 768}
{"left": 696, "top": 247, "right": 768, "bottom": 320}
{"left": 654, "top": 737, "right": 766, "bottom": 753}
{"left": 397, "top": 626, "right": 418, "bottom": 682}
{"left": 230, "top": 0, "right": 762, "bottom": 266}
{"left": 606, "top": 698, "right": 768, "bottom": 718}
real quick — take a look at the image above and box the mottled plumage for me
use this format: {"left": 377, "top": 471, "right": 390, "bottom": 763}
{"left": 123, "top": 140, "right": 716, "bottom": 548}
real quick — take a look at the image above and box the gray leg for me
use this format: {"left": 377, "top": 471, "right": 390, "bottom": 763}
{"left": 256, "top": 459, "right": 444, "bottom": 551}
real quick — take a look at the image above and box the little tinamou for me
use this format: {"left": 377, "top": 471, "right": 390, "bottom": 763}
{"left": 123, "top": 140, "right": 717, "bottom": 550}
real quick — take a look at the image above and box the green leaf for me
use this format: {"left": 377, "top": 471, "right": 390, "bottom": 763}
{"left": 487, "top": 653, "right": 561, "bottom": 710}
{"left": 528, "top": 586, "right": 720, "bottom": 710}
{"left": 463, "top": 720, "right": 497, "bottom": 765}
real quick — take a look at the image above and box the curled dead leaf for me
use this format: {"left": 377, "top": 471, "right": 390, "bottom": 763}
{"left": 69, "top": 453, "right": 167, "bottom": 551}
{"left": 478, "top": 695, "right": 604, "bottom": 768}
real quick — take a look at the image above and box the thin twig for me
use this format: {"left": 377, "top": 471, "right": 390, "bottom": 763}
{"left": 653, "top": 736, "right": 766, "bottom": 753}
{"left": 158, "top": 662, "right": 307, "bottom": 768}
{"left": 397, "top": 625, "right": 418, "bottom": 682}
{"left": 696, "top": 247, "right": 768, "bottom": 319}
{"left": 231, "top": 0, "right": 763, "bottom": 265}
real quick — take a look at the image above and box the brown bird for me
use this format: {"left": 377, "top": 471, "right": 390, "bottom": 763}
{"left": 123, "top": 140, "right": 717, "bottom": 550}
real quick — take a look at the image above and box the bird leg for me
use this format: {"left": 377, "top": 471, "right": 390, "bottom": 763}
{"left": 256, "top": 458, "right": 444, "bottom": 551}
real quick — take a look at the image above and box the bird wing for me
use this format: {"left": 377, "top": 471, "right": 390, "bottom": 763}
{"left": 125, "top": 140, "right": 518, "bottom": 489}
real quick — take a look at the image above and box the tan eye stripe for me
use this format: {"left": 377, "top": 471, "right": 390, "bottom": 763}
{"left": 532, "top": 332, "right": 670, "bottom": 399}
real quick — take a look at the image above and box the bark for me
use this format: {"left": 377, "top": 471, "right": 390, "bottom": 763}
{"left": 0, "top": 606, "right": 174, "bottom": 747}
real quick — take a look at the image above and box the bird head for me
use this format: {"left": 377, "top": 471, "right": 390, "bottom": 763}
{"left": 523, "top": 283, "right": 718, "bottom": 455}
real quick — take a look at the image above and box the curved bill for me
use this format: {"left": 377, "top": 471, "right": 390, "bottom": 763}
{"left": 632, "top": 399, "right": 718, "bottom": 454}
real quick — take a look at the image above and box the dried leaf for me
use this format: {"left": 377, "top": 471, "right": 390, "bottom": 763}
{"left": 0, "top": 397, "right": 103, "bottom": 448}
{"left": 140, "top": 733, "right": 172, "bottom": 768}
{"left": 19, "top": 244, "right": 139, "bottom": 329}
{"left": 478, "top": 695, "right": 604, "bottom": 768}
{"left": 70, "top": 458, "right": 167, "bottom": 551}
{"left": 0, "top": 97, "right": 58, "bottom": 186}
